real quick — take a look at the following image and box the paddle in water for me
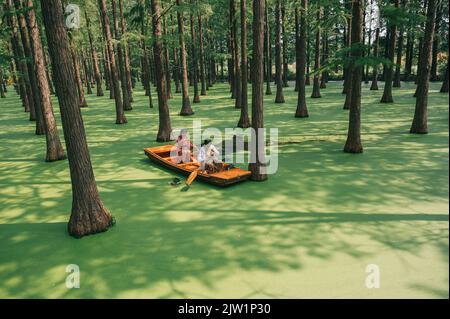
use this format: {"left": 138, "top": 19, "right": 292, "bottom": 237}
{"left": 185, "top": 169, "right": 199, "bottom": 187}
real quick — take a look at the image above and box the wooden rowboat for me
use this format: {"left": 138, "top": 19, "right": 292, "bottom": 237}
{"left": 144, "top": 145, "right": 252, "bottom": 187}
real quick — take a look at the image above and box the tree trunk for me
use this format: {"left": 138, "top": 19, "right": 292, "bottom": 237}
{"left": 404, "top": 29, "right": 413, "bottom": 80}
{"left": 294, "top": 8, "right": 300, "bottom": 92}
{"left": 98, "top": 0, "right": 126, "bottom": 123}
{"left": 151, "top": 0, "right": 173, "bottom": 141}
{"left": 70, "top": 44, "right": 88, "bottom": 108}
{"left": 25, "top": 0, "right": 66, "bottom": 161}
{"left": 14, "top": 0, "right": 44, "bottom": 134}
{"left": 228, "top": 2, "right": 235, "bottom": 96}
{"left": 176, "top": 0, "right": 194, "bottom": 115}
{"left": 430, "top": 2, "right": 441, "bottom": 81}
{"left": 342, "top": 1, "right": 352, "bottom": 94}
{"left": 249, "top": 0, "right": 267, "bottom": 181}
{"left": 103, "top": 45, "right": 112, "bottom": 93}
{"left": 0, "top": 68, "right": 5, "bottom": 98}
{"left": 295, "top": 0, "right": 309, "bottom": 118}
{"left": 81, "top": 48, "right": 93, "bottom": 95}
{"left": 274, "top": 0, "right": 284, "bottom": 103}
{"left": 85, "top": 11, "right": 104, "bottom": 96}
{"left": 7, "top": 10, "right": 31, "bottom": 113}
{"left": 264, "top": 0, "right": 272, "bottom": 95}
{"left": 172, "top": 15, "right": 181, "bottom": 94}
{"left": 370, "top": 27, "right": 380, "bottom": 90}
{"left": 440, "top": 63, "right": 449, "bottom": 93}
{"left": 232, "top": 0, "right": 242, "bottom": 108}
{"left": 162, "top": 17, "right": 172, "bottom": 99}
{"left": 40, "top": 0, "right": 113, "bottom": 238}
{"left": 112, "top": 0, "right": 132, "bottom": 111}
{"left": 311, "top": 7, "right": 322, "bottom": 98}
{"left": 42, "top": 50, "right": 55, "bottom": 95}
{"left": 119, "top": 0, "right": 133, "bottom": 102}
{"left": 393, "top": 26, "right": 404, "bottom": 87}
{"left": 190, "top": 7, "right": 201, "bottom": 103}
{"left": 238, "top": 0, "right": 250, "bottom": 128}
{"left": 281, "top": 3, "right": 288, "bottom": 87}
{"left": 198, "top": 15, "right": 207, "bottom": 96}
{"left": 380, "top": 0, "right": 399, "bottom": 103}
{"left": 344, "top": 0, "right": 363, "bottom": 153}
{"left": 410, "top": 0, "right": 438, "bottom": 134}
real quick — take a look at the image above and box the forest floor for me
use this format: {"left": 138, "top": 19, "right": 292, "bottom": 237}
{"left": 0, "top": 81, "right": 448, "bottom": 298}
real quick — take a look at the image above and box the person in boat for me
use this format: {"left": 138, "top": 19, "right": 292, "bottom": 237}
{"left": 198, "top": 139, "right": 224, "bottom": 173}
{"left": 173, "top": 129, "right": 197, "bottom": 164}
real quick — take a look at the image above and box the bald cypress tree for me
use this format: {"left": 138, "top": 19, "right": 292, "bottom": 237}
{"left": 176, "top": 0, "right": 194, "bottom": 115}
{"left": 344, "top": 0, "right": 364, "bottom": 153}
{"left": 238, "top": 0, "right": 250, "bottom": 128}
{"left": 25, "top": 0, "right": 66, "bottom": 162}
{"left": 151, "top": 0, "right": 173, "bottom": 141}
{"left": 98, "top": 0, "right": 127, "bottom": 124}
{"left": 249, "top": 0, "right": 268, "bottom": 181}
{"left": 410, "top": 0, "right": 438, "bottom": 134}
{"left": 380, "top": 0, "right": 399, "bottom": 103}
{"left": 295, "top": 0, "right": 309, "bottom": 118}
{"left": 40, "top": 0, "right": 113, "bottom": 237}
{"left": 274, "top": 0, "right": 284, "bottom": 103}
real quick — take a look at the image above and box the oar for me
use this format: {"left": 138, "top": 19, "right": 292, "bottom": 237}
{"left": 186, "top": 169, "right": 199, "bottom": 186}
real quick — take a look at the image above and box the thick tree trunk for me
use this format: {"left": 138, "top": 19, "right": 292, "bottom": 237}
{"left": 151, "top": 0, "right": 173, "bottom": 141}
{"left": 190, "top": 9, "right": 201, "bottom": 103}
{"left": 295, "top": 0, "right": 309, "bottom": 118}
{"left": 249, "top": 0, "right": 267, "bottom": 181}
{"left": 40, "top": 0, "right": 113, "bottom": 238}
{"left": 264, "top": 0, "right": 272, "bottom": 95}
{"left": 344, "top": 0, "right": 363, "bottom": 153}
{"left": 274, "top": 0, "right": 284, "bottom": 103}
{"left": 410, "top": 0, "right": 438, "bottom": 134}
{"left": 25, "top": 0, "right": 66, "bottom": 162}
{"left": 14, "top": 0, "right": 45, "bottom": 134}
{"left": 112, "top": 0, "right": 132, "bottom": 111}
{"left": 381, "top": 0, "right": 399, "bottom": 103}
{"left": 238, "top": 0, "right": 250, "bottom": 128}
{"left": 85, "top": 11, "right": 104, "bottom": 97}
{"left": 176, "top": 0, "right": 194, "bottom": 115}
{"left": 99, "top": 0, "right": 126, "bottom": 123}
{"left": 370, "top": 27, "right": 380, "bottom": 90}
{"left": 198, "top": 15, "right": 207, "bottom": 96}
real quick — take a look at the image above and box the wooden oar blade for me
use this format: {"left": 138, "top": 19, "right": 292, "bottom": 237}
{"left": 186, "top": 169, "right": 199, "bottom": 186}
